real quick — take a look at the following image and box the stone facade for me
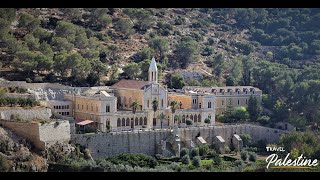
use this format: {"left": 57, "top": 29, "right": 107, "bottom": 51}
{"left": 71, "top": 124, "right": 289, "bottom": 158}
{"left": 0, "top": 120, "right": 70, "bottom": 150}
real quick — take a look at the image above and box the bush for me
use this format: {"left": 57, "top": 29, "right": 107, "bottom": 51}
{"left": 240, "top": 151, "right": 248, "bottom": 161}
{"left": 234, "top": 160, "right": 244, "bottom": 167}
{"left": 248, "top": 152, "right": 257, "bottom": 162}
{"left": 180, "top": 148, "right": 189, "bottom": 157}
{"left": 186, "top": 119, "right": 193, "bottom": 126}
{"left": 107, "top": 153, "right": 158, "bottom": 168}
{"left": 212, "top": 155, "right": 222, "bottom": 165}
{"left": 190, "top": 147, "right": 199, "bottom": 158}
{"left": 257, "top": 115, "right": 270, "bottom": 125}
{"left": 192, "top": 156, "right": 201, "bottom": 167}
{"left": 181, "top": 155, "right": 190, "bottom": 165}
{"left": 198, "top": 144, "right": 209, "bottom": 156}
{"left": 224, "top": 145, "right": 231, "bottom": 154}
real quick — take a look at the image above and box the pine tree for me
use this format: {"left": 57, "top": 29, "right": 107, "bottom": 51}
{"left": 247, "top": 95, "right": 261, "bottom": 121}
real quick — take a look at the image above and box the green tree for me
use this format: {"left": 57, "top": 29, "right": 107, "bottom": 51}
{"left": 209, "top": 54, "right": 225, "bottom": 81}
{"left": 167, "top": 74, "right": 185, "bottom": 89}
{"left": 55, "top": 21, "right": 78, "bottom": 43}
{"left": 247, "top": 96, "right": 261, "bottom": 122}
{"left": 198, "top": 144, "right": 209, "bottom": 156}
{"left": 233, "top": 107, "right": 250, "bottom": 122}
{"left": 190, "top": 147, "right": 199, "bottom": 158}
{"left": 248, "top": 152, "right": 257, "bottom": 162}
{"left": 39, "top": 42, "right": 53, "bottom": 56}
{"left": 152, "top": 98, "right": 159, "bottom": 127}
{"left": 159, "top": 112, "right": 166, "bottom": 129}
{"left": 148, "top": 37, "right": 169, "bottom": 61}
{"left": 122, "top": 62, "right": 140, "bottom": 79}
{"left": 59, "top": 8, "right": 82, "bottom": 21}
{"left": 18, "top": 13, "right": 40, "bottom": 31}
{"left": 51, "top": 37, "right": 74, "bottom": 51}
{"left": 240, "top": 151, "right": 248, "bottom": 161}
{"left": 240, "top": 134, "right": 252, "bottom": 147}
{"left": 180, "top": 148, "right": 189, "bottom": 157}
{"left": 114, "top": 18, "right": 135, "bottom": 38}
{"left": 241, "top": 56, "right": 254, "bottom": 85}
{"left": 174, "top": 37, "right": 199, "bottom": 68}
{"left": 181, "top": 155, "right": 190, "bottom": 165}
{"left": 24, "top": 34, "right": 40, "bottom": 50}
{"left": 138, "top": 59, "right": 151, "bottom": 81}
{"left": 192, "top": 156, "right": 201, "bottom": 167}
{"left": 230, "top": 57, "right": 243, "bottom": 85}
{"left": 35, "top": 54, "right": 54, "bottom": 73}
{"left": 170, "top": 100, "right": 178, "bottom": 126}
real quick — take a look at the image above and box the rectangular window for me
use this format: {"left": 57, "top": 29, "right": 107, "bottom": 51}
{"left": 106, "top": 105, "right": 110, "bottom": 112}
{"left": 66, "top": 105, "right": 69, "bottom": 109}
{"left": 86, "top": 105, "right": 88, "bottom": 111}
{"left": 222, "top": 100, "right": 224, "bottom": 106}
{"left": 238, "top": 99, "right": 240, "bottom": 105}
{"left": 96, "top": 106, "right": 98, "bottom": 112}
{"left": 246, "top": 99, "right": 248, "bottom": 105}
{"left": 66, "top": 112, "right": 69, "bottom": 116}
{"left": 82, "top": 105, "right": 83, "bottom": 110}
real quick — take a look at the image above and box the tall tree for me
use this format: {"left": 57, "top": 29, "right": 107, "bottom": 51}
{"left": 152, "top": 98, "right": 159, "bottom": 127}
{"left": 170, "top": 100, "right": 178, "bottom": 127}
{"left": 247, "top": 95, "right": 261, "bottom": 122}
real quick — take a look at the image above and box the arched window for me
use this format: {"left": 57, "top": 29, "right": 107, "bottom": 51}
{"left": 144, "top": 117, "right": 147, "bottom": 125}
{"left": 126, "top": 118, "right": 130, "bottom": 126}
{"left": 152, "top": 72, "right": 154, "bottom": 81}
{"left": 194, "top": 114, "right": 197, "bottom": 122}
{"left": 122, "top": 118, "right": 125, "bottom": 127}
{"left": 139, "top": 117, "right": 143, "bottom": 125}
{"left": 117, "top": 118, "right": 121, "bottom": 127}
{"left": 135, "top": 117, "right": 139, "bottom": 126}
{"left": 182, "top": 115, "right": 186, "bottom": 123}
{"left": 238, "top": 99, "right": 240, "bottom": 105}
{"left": 190, "top": 114, "right": 193, "bottom": 121}
{"left": 123, "top": 97, "right": 127, "bottom": 107}
{"left": 198, "top": 114, "right": 201, "bottom": 122}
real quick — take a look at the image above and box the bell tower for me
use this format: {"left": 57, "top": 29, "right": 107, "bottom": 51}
{"left": 148, "top": 57, "right": 158, "bottom": 83}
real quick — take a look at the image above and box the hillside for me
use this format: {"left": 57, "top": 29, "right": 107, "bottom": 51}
{"left": 0, "top": 8, "right": 319, "bottom": 129}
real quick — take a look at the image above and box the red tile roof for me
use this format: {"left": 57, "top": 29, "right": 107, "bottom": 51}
{"left": 111, "top": 79, "right": 149, "bottom": 90}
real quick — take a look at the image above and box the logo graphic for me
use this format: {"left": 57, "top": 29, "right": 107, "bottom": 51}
{"left": 265, "top": 146, "right": 318, "bottom": 169}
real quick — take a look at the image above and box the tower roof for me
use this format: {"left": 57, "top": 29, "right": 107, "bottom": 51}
{"left": 149, "top": 57, "right": 157, "bottom": 71}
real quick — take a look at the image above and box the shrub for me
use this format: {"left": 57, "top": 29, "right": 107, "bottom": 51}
{"left": 190, "top": 147, "right": 199, "bottom": 158}
{"left": 212, "top": 155, "right": 222, "bottom": 165}
{"left": 240, "top": 151, "right": 248, "bottom": 161}
{"left": 224, "top": 145, "right": 231, "bottom": 154}
{"left": 234, "top": 160, "right": 244, "bottom": 167}
{"left": 180, "top": 148, "right": 189, "bottom": 157}
{"left": 192, "top": 156, "right": 201, "bottom": 167}
{"left": 198, "top": 144, "right": 209, "bottom": 156}
{"left": 155, "top": 154, "right": 163, "bottom": 160}
{"left": 257, "top": 115, "right": 270, "bottom": 125}
{"left": 248, "top": 152, "right": 257, "bottom": 162}
{"left": 204, "top": 118, "right": 211, "bottom": 124}
{"left": 107, "top": 153, "right": 158, "bottom": 168}
{"left": 181, "top": 155, "right": 190, "bottom": 165}
{"left": 186, "top": 119, "right": 193, "bottom": 125}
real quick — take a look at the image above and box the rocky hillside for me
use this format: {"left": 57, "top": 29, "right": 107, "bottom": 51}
{"left": 0, "top": 126, "right": 48, "bottom": 172}
{"left": 0, "top": 8, "right": 264, "bottom": 86}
